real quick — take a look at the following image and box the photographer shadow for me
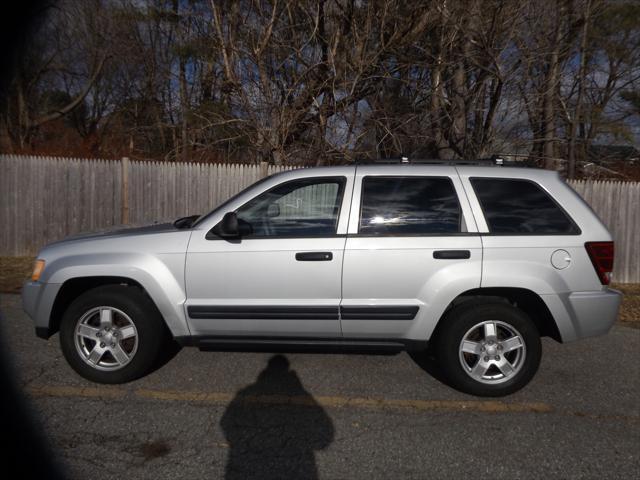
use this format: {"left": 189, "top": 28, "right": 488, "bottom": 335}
{"left": 220, "top": 355, "right": 334, "bottom": 479}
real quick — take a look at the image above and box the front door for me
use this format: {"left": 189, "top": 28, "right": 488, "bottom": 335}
{"left": 185, "top": 171, "right": 354, "bottom": 338}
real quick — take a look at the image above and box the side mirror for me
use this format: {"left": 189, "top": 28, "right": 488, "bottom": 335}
{"left": 207, "top": 212, "right": 252, "bottom": 240}
{"left": 173, "top": 214, "right": 200, "bottom": 229}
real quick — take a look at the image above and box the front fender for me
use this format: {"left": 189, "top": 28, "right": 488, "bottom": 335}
{"left": 43, "top": 253, "right": 190, "bottom": 337}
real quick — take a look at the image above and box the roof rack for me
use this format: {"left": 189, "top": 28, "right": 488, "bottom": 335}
{"left": 355, "top": 156, "right": 538, "bottom": 168}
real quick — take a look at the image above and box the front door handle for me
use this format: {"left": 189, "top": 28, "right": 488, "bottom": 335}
{"left": 433, "top": 250, "right": 471, "bottom": 260}
{"left": 295, "top": 252, "right": 333, "bottom": 261}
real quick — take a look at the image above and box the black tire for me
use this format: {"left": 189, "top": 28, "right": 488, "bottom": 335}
{"left": 59, "top": 285, "right": 171, "bottom": 384}
{"left": 434, "top": 302, "right": 542, "bottom": 397}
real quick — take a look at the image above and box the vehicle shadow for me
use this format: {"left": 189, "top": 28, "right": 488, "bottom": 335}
{"left": 148, "top": 337, "right": 183, "bottom": 374}
{"left": 408, "top": 346, "right": 451, "bottom": 387}
{"left": 220, "top": 355, "right": 334, "bottom": 480}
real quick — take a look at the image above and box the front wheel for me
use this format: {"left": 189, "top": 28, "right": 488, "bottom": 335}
{"left": 59, "top": 285, "right": 171, "bottom": 384}
{"left": 435, "top": 302, "right": 542, "bottom": 397}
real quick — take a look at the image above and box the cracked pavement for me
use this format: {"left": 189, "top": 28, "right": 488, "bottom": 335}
{"left": 1, "top": 293, "right": 639, "bottom": 479}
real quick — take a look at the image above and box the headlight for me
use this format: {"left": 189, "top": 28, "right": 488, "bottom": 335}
{"left": 31, "top": 259, "right": 45, "bottom": 282}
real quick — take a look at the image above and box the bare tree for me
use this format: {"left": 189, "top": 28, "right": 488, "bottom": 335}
{"left": 1, "top": 0, "right": 638, "bottom": 175}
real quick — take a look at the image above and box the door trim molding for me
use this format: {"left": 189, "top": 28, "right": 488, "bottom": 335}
{"left": 340, "top": 305, "right": 419, "bottom": 320}
{"left": 187, "top": 305, "right": 339, "bottom": 320}
{"left": 187, "top": 305, "right": 419, "bottom": 321}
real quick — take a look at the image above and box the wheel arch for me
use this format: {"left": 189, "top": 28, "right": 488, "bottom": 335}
{"left": 47, "top": 269, "right": 189, "bottom": 339}
{"left": 432, "top": 287, "right": 563, "bottom": 343}
{"left": 49, "top": 276, "right": 147, "bottom": 338}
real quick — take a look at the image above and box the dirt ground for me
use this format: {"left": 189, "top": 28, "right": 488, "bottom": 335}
{"left": 1, "top": 256, "right": 638, "bottom": 328}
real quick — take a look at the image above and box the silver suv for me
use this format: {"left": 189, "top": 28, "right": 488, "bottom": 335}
{"left": 22, "top": 163, "right": 621, "bottom": 396}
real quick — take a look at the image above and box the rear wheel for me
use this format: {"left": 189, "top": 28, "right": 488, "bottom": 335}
{"left": 59, "top": 285, "right": 171, "bottom": 384}
{"left": 435, "top": 302, "right": 542, "bottom": 397}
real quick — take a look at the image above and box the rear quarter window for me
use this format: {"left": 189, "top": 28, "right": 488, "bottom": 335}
{"left": 471, "top": 178, "right": 580, "bottom": 235}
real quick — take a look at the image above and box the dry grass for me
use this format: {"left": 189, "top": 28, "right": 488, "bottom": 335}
{"left": 1, "top": 256, "right": 638, "bottom": 328}
{"left": 0, "top": 256, "right": 34, "bottom": 294}
{"left": 614, "top": 284, "right": 640, "bottom": 328}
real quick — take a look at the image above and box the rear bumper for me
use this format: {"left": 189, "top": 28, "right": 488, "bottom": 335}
{"left": 22, "top": 281, "right": 62, "bottom": 339}
{"left": 567, "top": 289, "right": 622, "bottom": 338}
{"left": 544, "top": 289, "right": 622, "bottom": 342}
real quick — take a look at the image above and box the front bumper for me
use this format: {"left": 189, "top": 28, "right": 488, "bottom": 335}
{"left": 22, "top": 281, "right": 62, "bottom": 339}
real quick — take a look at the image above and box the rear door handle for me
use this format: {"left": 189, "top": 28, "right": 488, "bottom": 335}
{"left": 433, "top": 250, "right": 471, "bottom": 260}
{"left": 295, "top": 252, "right": 333, "bottom": 261}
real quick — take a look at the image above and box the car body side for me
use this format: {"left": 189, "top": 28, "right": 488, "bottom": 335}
{"left": 457, "top": 166, "right": 620, "bottom": 341}
{"left": 23, "top": 165, "right": 621, "bottom": 345}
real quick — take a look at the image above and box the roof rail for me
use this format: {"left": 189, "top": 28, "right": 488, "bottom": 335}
{"left": 354, "top": 156, "right": 538, "bottom": 168}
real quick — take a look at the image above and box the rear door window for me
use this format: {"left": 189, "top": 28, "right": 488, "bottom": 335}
{"left": 471, "top": 178, "right": 579, "bottom": 234}
{"left": 358, "top": 176, "right": 461, "bottom": 235}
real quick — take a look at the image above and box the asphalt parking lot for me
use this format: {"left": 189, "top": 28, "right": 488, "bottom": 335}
{"left": 1, "top": 293, "right": 639, "bottom": 479}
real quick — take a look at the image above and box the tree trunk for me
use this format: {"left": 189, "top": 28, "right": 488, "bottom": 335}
{"left": 179, "top": 57, "right": 189, "bottom": 163}
{"left": 430, "top": 31, "right": 450, "bottom": 159}
{"left": 0, "top": 115, "right": 13, "bottom": 151}
{"left": 567, "top": 0, "right": 591, "bottom": 179}
{"left": 542, "top": 2, "right": 565, "bottom": 170}
{"left": 175, "top": 0, "right": 189, "bottom": 163}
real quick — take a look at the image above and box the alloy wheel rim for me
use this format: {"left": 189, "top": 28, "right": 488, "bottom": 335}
{"left": 74, "top": 306, "right": 139, "bottom": 371}
{"left": 458, "top": 320, "right": 526, "bottom": 385}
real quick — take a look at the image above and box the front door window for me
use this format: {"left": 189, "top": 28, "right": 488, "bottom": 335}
{"left": 236, "top": 177, "right": 346, "bottom": 237}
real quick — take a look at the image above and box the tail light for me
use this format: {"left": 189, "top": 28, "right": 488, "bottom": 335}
{"left": 585, "top": 242, "right": 614, "bottom": 285}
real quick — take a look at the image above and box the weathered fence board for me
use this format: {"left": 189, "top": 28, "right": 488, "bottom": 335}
{"left": 1, "top": 154, "right": 638, "bottom": 282}
{"left": 568, "top": 179, "right": 640, "bottom": 283}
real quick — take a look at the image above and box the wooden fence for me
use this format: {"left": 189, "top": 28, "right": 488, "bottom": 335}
{"left": 0, "top": 155, "right": 288, "bottom": 257}
{"left": 1, "top": 154, "right": 638, "bottom": 282}
{"left": 568, "top": 180, "right": 640, "bottom": 284}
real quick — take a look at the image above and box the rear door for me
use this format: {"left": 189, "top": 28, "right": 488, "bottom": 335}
{"left": 340, "top": 166, "right": 482, "bottom": 340}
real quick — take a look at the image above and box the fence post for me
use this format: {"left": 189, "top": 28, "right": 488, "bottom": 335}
{"left": 121, "top": 157, "right": 130, "bottom": 224}
{"left": 260, "top": 161, "right": 269, "bottom": 178}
